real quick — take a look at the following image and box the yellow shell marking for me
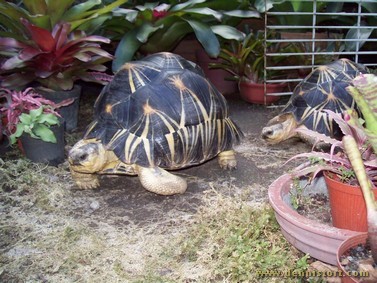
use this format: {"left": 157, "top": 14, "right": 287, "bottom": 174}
{"left": 105, "top": 103, "right": 112, "bottom": 114}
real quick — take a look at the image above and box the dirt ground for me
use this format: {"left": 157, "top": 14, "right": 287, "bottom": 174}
{"left": 0, "top": 86, "right": 314, "bottom": 282}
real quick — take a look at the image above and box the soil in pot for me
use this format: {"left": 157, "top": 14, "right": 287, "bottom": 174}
{"left": 337, "top": 234, "right": 377, "bottom": 283}
{"left": 268, "top": 174, "right": 362, "bottom": 265}
{"left": 294, "top": 192, "right": 332, "bottom": 225}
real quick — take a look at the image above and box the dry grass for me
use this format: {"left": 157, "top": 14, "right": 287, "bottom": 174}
{"left": 0, "top": 155, "right": 310, "bottom": 282}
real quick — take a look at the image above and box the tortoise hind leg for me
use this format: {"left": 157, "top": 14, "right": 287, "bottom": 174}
{"left": 135, "top": 165, "right": 187, "bottom": 195}
{"left": 218, "top": 150, "right": 237, "bottom": 170}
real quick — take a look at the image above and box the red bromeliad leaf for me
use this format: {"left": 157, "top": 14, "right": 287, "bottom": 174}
{"left": 21, "top": 18, "right": 56, "bottom": 52}
{"left": 53, "top": 22, "right": 70, "bottom": 50}
{"left": 18, "top": 46, "right": 43, "bottom": 61}
{"left": 54, "top": 35, "right": 110, "bottom": 59}
{"left": 0, "top": 37, "right": 29, "bottom": 49}
{"left": 287, "top": 151, "right": 351, "bottom": 168}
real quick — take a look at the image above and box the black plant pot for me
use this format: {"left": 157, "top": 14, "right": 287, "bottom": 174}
{"left": 37, "top": 85, "right": 82, "bottom": 132}
{"left": 20, "top": 121, "right": 65, "bottom": 166}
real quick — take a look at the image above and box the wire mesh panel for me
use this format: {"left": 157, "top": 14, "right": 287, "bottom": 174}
{"left": 264, "top": 0, "right": 377, "bottom": 105}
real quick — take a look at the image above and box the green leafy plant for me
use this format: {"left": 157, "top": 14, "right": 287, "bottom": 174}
{"left": 11, "top": 106, "right": 60, "bottom": 144}
{"left": 0, "top": 87, "right": 71, "bottom": 144}
{"left": 0, "top": 0, "right": 127, "bottom": 35}
{"left": 105, "top": 0, "right": 260, "bottom": 71}
{"left": 210, "top": 29, "right": 293, "bottom": 84}
{"left": 0, "top": 19, "right": 113, "bottom": 91}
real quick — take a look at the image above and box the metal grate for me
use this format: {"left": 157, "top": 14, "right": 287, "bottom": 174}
{"left": 263, "top": 0, "right": 377, "bottom": 105}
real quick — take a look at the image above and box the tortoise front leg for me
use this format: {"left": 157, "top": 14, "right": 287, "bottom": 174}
{"left": 218, "top": 150, "right": 237, "bottom": 170}
{"left": 135, "top": 166, "right": 187, "bottom": 195}
{"left": 70, "top": 169, "right": 100, "bottom": 189}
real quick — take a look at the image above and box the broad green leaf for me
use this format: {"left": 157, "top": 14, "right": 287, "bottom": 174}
{"left": 64, "top": 0, "right": 127, "bottom": 31}
{"left": 112, "top": 8, "right": 139, "bottom": 22}
{"left": 170, "top": 0, "right": 207, "bottom": 12}
{"left": 23, "top": 0, "right": 48, "bottom": 15}
{"left": 222, "top": 10, "right": 260, "bottom": 19}
{"left": 29, "top": 106, "right": 44, "bottom": 120}
{"left": 45, "top": 0, "right": 76, "bottom": 29}
{"left": 184, "top": 19, "right": 220, "bottom": 58}
{"left": 112, "top": 29, "right": 143, "bottom": 72}
{"left": 255, "top": 0, "right": 274, "bottom": 13}
{"left": 27, "top": 14, "right": 52, "bottom": 30}
{"left": 140, "top": 20, "right": 191, "bottom": 54}
{"left": 9, "top": 124, "right": 25, "bottom": 144}
{"left": 62, "top": 0, "right": 100, "bottom": 21}
{"left": 37, "top": 113, "right": 59, "bottom": 125}
{"left": 345, "top": 25, "right": 373, "bottom": 51}
{"left": 211, "top": 25, "right": 245, "bottom": 41}
{"left": 33, "top": 124, "right": 57, "bottom": 143}
{"left": 184, "top": 8, "right": 222, "bottom": 21}
{"left": 136, "top": 22, "right": 163, "bottom": 43}
{"left": 19, "top": 113, "right": 33, "bottom": 125}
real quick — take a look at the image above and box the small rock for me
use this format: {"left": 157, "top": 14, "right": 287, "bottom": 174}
{"left": 89, "top": 200, "right": 100, "bottom": 211}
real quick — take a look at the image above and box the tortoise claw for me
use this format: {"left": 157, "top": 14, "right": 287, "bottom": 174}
{"left": 218, "top": 150, "right": 237, "bottom": 170}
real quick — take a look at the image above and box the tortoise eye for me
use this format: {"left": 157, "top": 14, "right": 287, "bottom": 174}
{"left": 79, "top": 153, "right": 88, "bottom": 162}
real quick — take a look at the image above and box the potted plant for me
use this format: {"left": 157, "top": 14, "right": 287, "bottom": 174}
{"left": 210, "top": 29, "right": 291, "bottom": 104}
{"left": 104, "top": 0, "right": 260, "bottom": 71}
{"left": 286, "top": 107, "right": 377, "bottom": 232}
{"left": 335, "top": 74, "right": 377, "bottom": 283}
{"left": 0, "top": 87, "right": 72, "bottom": 165}
{"left": 0, "top": 18, "right": 113, "bottom": 131}
{"left": 269, "top": 74, "right": 377, "bottom": 266}
{"left": 0, "top": 0, "right": 127, "bottom": 35}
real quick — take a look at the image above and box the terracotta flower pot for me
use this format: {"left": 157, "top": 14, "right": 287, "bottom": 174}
{"left": 268, "top": 174, "right": 363, "bottom": 265}
{"left": 324, "top": 172, "right": 377, "bottom": 232}
{"left": 238, "top": 81, "right": 285, "bottom": 105}
{"left": 195, "top": 49, "right": 238, "bottom": 95}
{"left": 336, "top": 233, "right": 369, "bottom": 283}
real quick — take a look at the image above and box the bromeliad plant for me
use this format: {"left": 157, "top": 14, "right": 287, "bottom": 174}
{"left": 0, "top": 0, "right": 127, "bottom": 36}
{"left": 0, "top": 19, "right": 113, "bottom": 91}
{"left": 0, "top": 88, "right": 72, "bottom": 144}
{"left": 106, "top": 0, "right": 260, "bottom": 71}
{"left": 288, "top": 109, "right": 377, "bottom": 186}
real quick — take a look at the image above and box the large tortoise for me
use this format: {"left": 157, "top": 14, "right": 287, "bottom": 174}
{"left": 261, "top": 58, "right": 368, "bottom": 144}
{"left": 69, "top": 52, "right": 243, "bottom": 195}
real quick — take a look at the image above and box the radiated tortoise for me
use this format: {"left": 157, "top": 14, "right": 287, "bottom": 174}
{"left": 261, "top": 58, "right": 368, "bottom": 144}
{"left": 68, "top": 52, "right": 243, "bottom": 195}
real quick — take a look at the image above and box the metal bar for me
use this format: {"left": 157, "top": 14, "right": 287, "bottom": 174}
{"left": 266, "top": 51, "right": 377, "bottom": 56}
{"left": 266, "top": 39, "right": 377, "bottom": 43}
{"left": 267, "top": 12, "right": 377, "bottom": 16}
{"left": 267, "top": 25, "right": 376, "bottom": 29}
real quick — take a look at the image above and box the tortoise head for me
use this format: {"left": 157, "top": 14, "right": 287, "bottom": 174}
{"left": 261, "top": 113, "right": 298, "bottom": 144}
{"left": 68, "top": 139, "right": 108, "bottom": 173}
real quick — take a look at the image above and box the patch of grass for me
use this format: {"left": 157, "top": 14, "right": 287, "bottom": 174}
{"left": 153, "top": 188, "right": 309, "bottom": 282}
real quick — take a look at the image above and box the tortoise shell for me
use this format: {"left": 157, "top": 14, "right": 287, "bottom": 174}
{"left": 282, "top": 58, "right": 368, "bottom": 137}
{"left": 84, "top": 52, "right": 242, "bottom": 168}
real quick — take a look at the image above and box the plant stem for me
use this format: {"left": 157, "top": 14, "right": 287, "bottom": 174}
{"left": 342, "top": 135, "right": 377, "bottom": 262}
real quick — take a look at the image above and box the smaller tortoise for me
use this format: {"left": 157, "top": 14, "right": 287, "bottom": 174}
{"left": 69, "top": 52, "right": 243, "bottom": 195}
{"left": 261, "top": 58, "right": 368, "bottom": 144}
